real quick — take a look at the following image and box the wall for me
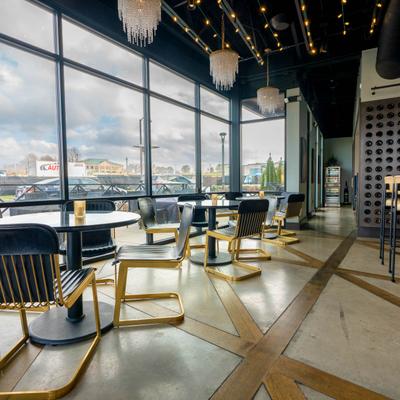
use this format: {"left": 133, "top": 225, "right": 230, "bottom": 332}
{"left": 361, "top": 48, "right": 400, "bottom": 102}
{"left": 324, "top": 138, "right": 353, "bottom": 203}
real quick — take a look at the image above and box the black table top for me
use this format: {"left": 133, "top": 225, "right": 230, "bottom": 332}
{"left": 235, "top": 195, "right": 285, "bottom": 201}
{"left": 178, "top": 200, "right": 240, "bottom": 209}
{"left": 0, "top": 211, "right": 141, "bottom": 233}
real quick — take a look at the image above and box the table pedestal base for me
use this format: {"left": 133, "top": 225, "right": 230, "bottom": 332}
{"left": 190, "top": 252, "right": 232, "bottom": 267}
{"left": 29, "top": 301, "right": 114, "bottom": 345}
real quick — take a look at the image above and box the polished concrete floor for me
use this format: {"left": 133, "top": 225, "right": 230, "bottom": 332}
{"left": 1, "top": 207, "right": 399, "bottom": 399}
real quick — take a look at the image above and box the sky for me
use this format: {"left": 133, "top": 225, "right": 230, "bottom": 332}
{"left": 0, "top": 0, "right": 284, "bottom": 176}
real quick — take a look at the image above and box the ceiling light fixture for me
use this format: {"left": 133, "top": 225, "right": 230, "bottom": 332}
{"left": 118, "top": 0, "right": 161, "bottom": 46}
{"left": 209, "top": 14, "right": 239, "bottom": 90}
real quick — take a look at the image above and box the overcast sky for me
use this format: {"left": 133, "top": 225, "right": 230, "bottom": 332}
{"left": 0, "top": 0, "right": 284, "bottom": 176}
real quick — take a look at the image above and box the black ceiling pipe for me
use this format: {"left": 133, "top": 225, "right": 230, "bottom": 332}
{"left": 376, "top": 0, "right": 400, "bottom": 79}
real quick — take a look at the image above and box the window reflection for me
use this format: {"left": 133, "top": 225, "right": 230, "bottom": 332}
{"left": 150, "top": 97, "right": 196, "bottom": 194}
{"left": 0, "top": 43, "right": 59, "bottom": 203}
{"left": 64, "top": 67, "right": 144, "bottom": 198}
{"left": 241, "top": 119, "right": 285, "bottom": 192}
{"left": 201, "top": 116, "right": 230, "bottom": 192}
{"left": 200, "top": 87, "right": 229, "bottom": 120}
{"left": 0, "top": 0, "right": 54, "bottom": 52}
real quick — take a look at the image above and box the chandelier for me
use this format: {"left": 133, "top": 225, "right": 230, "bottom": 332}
{"left": 209, "top": 15, "right": 239, "bottom": 91}
{"left": 118, "top": 0, "right": 161, "bottom": 47}
{"left": 257, "top": 55, "right": 282, "bottom": 114}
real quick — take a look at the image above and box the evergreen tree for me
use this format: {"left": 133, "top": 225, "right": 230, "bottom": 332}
{"left": 276, "top": 157, "right": 285, "bottom": 184}
{"left": 260, "top": 153, "right": 277, "bottom": 190}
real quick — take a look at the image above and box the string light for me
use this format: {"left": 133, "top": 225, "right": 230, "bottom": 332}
{"left": 369, "top": 1, "right": 384, "bottom": 35}
{"left": 299, "top": 0, "right": 317, "bottom": 55}
{"left": 339, "top": 0, "right": 347, "bottom": 37}
{"left": 256, "top": 0, "right": 281, "bottom": 51}
{"left": 162, "top": 2, "right": 212, "bottom": 54}
{"left": 217, "top": 0, "right": 263, "bottom": 64}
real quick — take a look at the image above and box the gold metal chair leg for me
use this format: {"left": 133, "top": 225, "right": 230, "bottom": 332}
{"left": 0, "top": 279, "right": 101, "bottom": 400}
{"left": 0, "top": 309, "right": 29, "bottom": 370}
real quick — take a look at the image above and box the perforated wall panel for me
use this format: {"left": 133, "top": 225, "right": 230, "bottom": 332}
{"left": 359, "top": 98, "right": 400, "bottom": 230}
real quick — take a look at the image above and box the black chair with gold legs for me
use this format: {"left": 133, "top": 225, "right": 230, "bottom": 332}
{"left": 138, "top": 197, "right": 180, "bottom": 243}
{"left": 0, "top": 224, "right": 101, "bottom": 399}
{"left": 113, "top": 204, "right": 194, "bottom": 327}
{"left": 204, "top": 199, "right": 270, "bottom": 281}
{"left": 216, "top": 192, "right": 242, "bottom": 221}
{"left": 263, "top": 193, "right": 305, "bottom": 246}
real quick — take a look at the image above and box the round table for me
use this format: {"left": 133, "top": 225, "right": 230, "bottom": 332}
{"left": 0, "top": 210, "right": 141, "bottom": 345}
{"left": 178, "top": 200, "right": 240, "bottom": 267}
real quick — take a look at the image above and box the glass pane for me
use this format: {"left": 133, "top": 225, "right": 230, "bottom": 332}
{"left": 241, "top": 119, "right": 285, "bottom": 192}
{"left": 63, "top": 19, "right": 143, "bottom": 85}
{"left": 200, "top": 87, "right": 230, "bottom": 120}
{"left": 241, "top": 97, "right": 285, "bottom": 121}
{"left": 0, "top": 43, "right": 59, "bottom": 205}
{"left": 149, "top": 62, "right": 195, "bottom": 106}
{"left": 150, "top": 98, "right": 196, "bottom": 194}
{"left": 64, "top": 67, "right": 145, "bottom": 198}
{"left": 201, "top": 116, "right": 230, "bottom": 192}
{"left": 0, "top": 0, "right": 54, "bottom": 52}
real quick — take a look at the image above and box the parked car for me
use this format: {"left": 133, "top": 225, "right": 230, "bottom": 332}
{"left": 15, "top": 177, "right": 127, "bottom": 200}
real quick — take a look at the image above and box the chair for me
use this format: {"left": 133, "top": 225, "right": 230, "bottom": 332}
{"left": 263, "top": 193, "right": 305, "bottom": 246}
{"left": 61, "top": 199, "right": 117, "bottom": 285}
{"left": 216, "top": 192, "right": 242, "bottom": 220}
{"left": 0, "top": 224, "right": 101, "bottom": 399}
{"left": 177, "top": 193, "right": 209, "bottom": 253}
{"left": 204, "top": 199, "right": 271, "bottom": 281}
{"left": 138, "top": 197, "right": 180, "bottom": 243}
{"left": 113, "top": 204, "right": 194, "bottom": 327}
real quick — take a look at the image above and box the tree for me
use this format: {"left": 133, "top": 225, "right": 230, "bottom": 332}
{"left": 181, "top": 164, "right": 191, "bottom": 174}
{"left": 276, "top": 157, "right": 285, "bottom": 184}
{"left": 40, "top": 155, "right": 55, "bottom": 161}
{"left": 260, "top": 153, "right": 277, "bottom": 190}
{"left": 68, "top": 147, "right": 80, "bottom": 162}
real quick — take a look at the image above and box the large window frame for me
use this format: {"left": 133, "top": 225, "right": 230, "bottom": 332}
{"left": 240, "top": 100, "right": 287, "bottom": 193}
{"left": 0, "top": 0, "right": 232, "bottom": 208}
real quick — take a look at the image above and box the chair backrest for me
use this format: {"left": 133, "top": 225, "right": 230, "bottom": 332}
{"left": 224, "top": 192, "right": 243, "bottom": 201}
{"left": 175, "top": 204, "right": 194, "bottom": 259}
{"left": 0, "top": 224, "right": 60, "bottom": 308}
{"left": 284, "top": 193, "right": 305, "bottom": 218}
{"left": 65, "top": 199, "right": 115, "bottom": 212}
{"left": 235, "top": 199, "right": 269, "bottom": 238}
{"left": 138, "top": 197, "right": 157, "bottom": 228}
{"left": 177, "top": 193, "right": 209, "bottom": 224}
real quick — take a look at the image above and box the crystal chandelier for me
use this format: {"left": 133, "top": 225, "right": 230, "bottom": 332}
{"left": 209, "top": 15, "right": 239, "bottom": 91}
{"left": 118, "top": 0, "right": 161, "bottom": 47}
{"left": 257, "top": 55, "right": 281, "bottom": 114}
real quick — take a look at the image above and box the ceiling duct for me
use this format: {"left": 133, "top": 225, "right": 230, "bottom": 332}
{"left": 376, "top": 0, "right": 400, "bottom": 79}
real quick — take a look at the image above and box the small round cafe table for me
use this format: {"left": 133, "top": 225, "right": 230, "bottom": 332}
{"left": 0, "top": 210, "right": 141, "bottom": 345}
{"left": 178, "top": 200, "right": 240, "bottom": 267}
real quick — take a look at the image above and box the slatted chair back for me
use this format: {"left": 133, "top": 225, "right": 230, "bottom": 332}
{"left": 175, "top": 204, "right": 194, "bottom": 259}
{"left": 138, "top": 197, "right": 157, "bottom": 228}
{"left": 0, "top": 224, "right": 62, "bottom": 309}
{"left": 235, "top": 200, "right": 269, "bottom": 239}
{"left": 284, "top": 193, "right": 305, "bottom": 218}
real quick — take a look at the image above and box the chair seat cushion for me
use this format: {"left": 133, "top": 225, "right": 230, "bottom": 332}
{"left": 148, "top": 222, "right": 180, "bottom": 230}
{"left": 58, "top": 268, "right": 94, "bottom": 299}
{"left": 117, "top": 245, "right": 179, "bottom": 261}
{"left": 214, "top": 226, "right": 236, "bottom": 237}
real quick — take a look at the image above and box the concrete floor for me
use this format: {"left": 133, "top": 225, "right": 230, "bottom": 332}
{"left": 1, "top": 207, "right": 399, "bottom": 399}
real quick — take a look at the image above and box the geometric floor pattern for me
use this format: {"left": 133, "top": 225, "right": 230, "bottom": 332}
{"left": 1, "top": 207, "right": 399, "bottom": 399}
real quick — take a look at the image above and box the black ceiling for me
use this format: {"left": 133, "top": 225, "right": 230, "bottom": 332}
{"left": 97, "top": 0, "right": 385, "bottom": 138}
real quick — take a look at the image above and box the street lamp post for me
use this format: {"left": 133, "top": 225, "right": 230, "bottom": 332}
{"left": 219, "top": 132, "right": 227, "bottom": 191}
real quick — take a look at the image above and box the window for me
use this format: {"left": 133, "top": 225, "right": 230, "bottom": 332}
{"left": 201, "top": 116, "right": 230, "bottom": 192}
{"left": 241, "top": 98, "right": 285, "bottom": 121}
{"left": 241, "top": 105, "right": 264, "bottom": 121}
{"left": 150, "top": 98, "right": 196, "bottom": 194}
{"left": 64, "top": 67, "right": 144, "bottom": 198}
{"left": 200, "top": 87, "right": 229, "bottom": 120}
{"left": 241, "top": 119, "right": 285, "bottom": 192}
{"left": 62, "top": 19, "right": 143, "bottom": 85}
{"left": 150, "top": 62, "right": 195, "bottom": 106}
{"left": 0, "top": 0, "right": 54, "bottom": 52}
{"left": 0, "top": 43, "right": 59, "bottom": 203}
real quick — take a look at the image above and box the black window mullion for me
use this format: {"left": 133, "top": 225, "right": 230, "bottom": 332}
{"left": 195, "top": 84, "right": 201, "bottom": 193}
{"left": 143, "top": 57, "right": 152, "bottom": 197}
